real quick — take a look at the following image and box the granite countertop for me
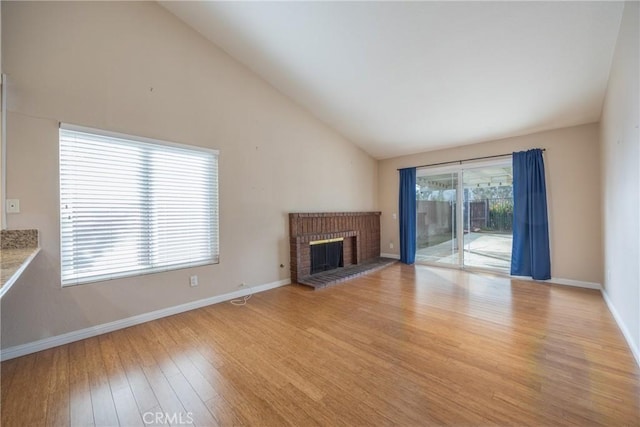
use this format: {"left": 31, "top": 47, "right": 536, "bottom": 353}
{"left": 0, "top": 247, "right": 40, "bottom": 296}
{"left": 0, "top": 229, "right": 40, "bottom": 299}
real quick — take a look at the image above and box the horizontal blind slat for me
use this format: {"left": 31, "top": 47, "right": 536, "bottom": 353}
{"left": 60, "top": 126, "right": 219, "bottom": 286}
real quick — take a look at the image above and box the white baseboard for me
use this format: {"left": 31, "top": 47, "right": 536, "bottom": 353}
{"left": 380, "top": 253, "right": 400, "bottom": 259}
{"left": 500, "top": 274, "right": 601, "bottom": 290}
{"left": 601, "top": 290, "right": 640, "bottom": 367}
{"left": 417, "top": 263, "right": 602, "bottom": 290}
{"left": 390, "top": 257, "right": 601, "bottom": 290}
{"left": 0, "top": 278, "right": 290, "bottom": 361}
{"left": 545, "top": 277, "right": 602, "bottom": 290}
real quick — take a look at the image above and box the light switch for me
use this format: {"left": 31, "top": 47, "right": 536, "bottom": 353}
{"left": 6, "top": 199, "right": 20, "bottom": 214}
{"left": 392, "top": 213, "right": 397, "bottom": 220}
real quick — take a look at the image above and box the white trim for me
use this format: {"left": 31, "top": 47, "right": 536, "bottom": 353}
{"left": 456, "top": 169, "right": 464, "bottom": 266}
{"left": 601, "top": 290, "right": 640, "bottom": 367}
{"left": 511, "top": 275, "right": 602, "bottom": 290}
{"left": 544, "top": 277, "right": 601, "bottom": 290}
{"left": 417, "top": 261, "right": 602, "bottom": 290}
{"left": 380, "top": 253, "right": 400, "bottom": 259}
{"left": 0, "top": 278, "right": 290, "bottom": 361}
{"left": 498, "top": 273, "right": 602, "bottom": 290}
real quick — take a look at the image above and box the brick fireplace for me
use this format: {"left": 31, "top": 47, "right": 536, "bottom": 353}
{"left": 289, "top": 212, "right": 381, "bottom": 283}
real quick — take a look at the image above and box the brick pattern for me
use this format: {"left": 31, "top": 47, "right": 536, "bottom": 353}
{"left": 289, "top": 212, "right": 381, "bottom": 283}
{"left": 298, "top": 257, "right": 397, "bottom": 289}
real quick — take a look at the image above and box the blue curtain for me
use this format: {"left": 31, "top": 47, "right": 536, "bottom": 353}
{"left": 399, "top": 168, "right": 416, "bottom": 264}
{"left": 511, "top": 149, "right": 551, "bottom": 280}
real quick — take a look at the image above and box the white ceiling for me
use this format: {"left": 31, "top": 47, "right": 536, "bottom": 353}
{"left": 160, "top": 1, "right": 624, "bottom": 159}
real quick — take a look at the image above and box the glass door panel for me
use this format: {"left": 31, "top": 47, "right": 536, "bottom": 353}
{"left": 462, "top": 165, "right": 513, "bottom": 272}
{"left": 415, "top": 172, "right": 459, "bottom": 265}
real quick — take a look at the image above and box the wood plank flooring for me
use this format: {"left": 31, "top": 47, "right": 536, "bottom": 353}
{"left": 2, "top": 264, "right": 639, "bottom": 426}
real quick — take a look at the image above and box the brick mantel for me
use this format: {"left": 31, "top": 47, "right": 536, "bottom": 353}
{"left": 289, "top": 212, "right": 381, "bottom": 283}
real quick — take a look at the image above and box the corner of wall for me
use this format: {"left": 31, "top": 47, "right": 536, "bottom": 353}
{"left": 599, "top": 0, "right": 640, "bottom": 366}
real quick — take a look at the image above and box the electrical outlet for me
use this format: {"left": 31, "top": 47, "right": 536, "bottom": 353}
{"left": 6, "top": 199, "right": 20, "bottom": 214}
{"left": 389, "top": 242, "right": 394, "bottom": 249}
{"left": 190, "top": 275, "right": 198, "bottom": 287}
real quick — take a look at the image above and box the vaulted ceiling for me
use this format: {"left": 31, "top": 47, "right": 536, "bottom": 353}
{"left": 160, "top": 1, "right": 624, "bottom": 159}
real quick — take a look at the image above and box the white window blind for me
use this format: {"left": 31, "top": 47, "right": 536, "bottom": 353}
{"left": 59, "top": 124, "right": 219, "bottom": 286}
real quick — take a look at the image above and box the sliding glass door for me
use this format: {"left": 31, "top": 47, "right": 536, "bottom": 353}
{"left": 415, "top": 170, "right": 460, "bottom": 266}
{"left": 462, "top": 165, "right": 513, "bottom": 271}
{"left": 415, "top": 160, "right": 513, "bottom": 273}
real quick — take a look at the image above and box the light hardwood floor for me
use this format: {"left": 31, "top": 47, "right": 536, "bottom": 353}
{"left": 2, "top": 264, "right": 639, "bottom": 426}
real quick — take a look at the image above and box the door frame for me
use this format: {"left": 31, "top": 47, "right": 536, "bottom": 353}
{"left": 416, "top": 157, "right": 513, "bottom": 272}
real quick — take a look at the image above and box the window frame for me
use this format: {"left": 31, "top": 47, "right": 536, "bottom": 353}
{"left": 59, "top": 123, "right": 219, "bottom": 287}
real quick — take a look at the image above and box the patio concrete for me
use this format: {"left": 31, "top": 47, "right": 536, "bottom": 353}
{"left": 416, "top": 232, "right": 512, "bottom": 271}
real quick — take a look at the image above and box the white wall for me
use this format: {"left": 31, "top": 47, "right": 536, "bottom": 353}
{"left": 379, "top": 123, "right": 603, "bottom": 286}
{"left": 0, "top": 2, "right": 377, "bottom": 348}
{"left": 600, "top": 1, "right": 640, "bottom": 363}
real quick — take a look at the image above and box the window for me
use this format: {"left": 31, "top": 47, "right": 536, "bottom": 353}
{"left": 59, "top": 124, "right": 219, "bottom": 286}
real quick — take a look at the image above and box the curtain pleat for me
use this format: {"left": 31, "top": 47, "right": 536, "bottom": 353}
{"left": 399, "top": 168, "right": 417, "bottom": 264}
{"left": 510, "top": 149, "right": 551, "bottom": 279}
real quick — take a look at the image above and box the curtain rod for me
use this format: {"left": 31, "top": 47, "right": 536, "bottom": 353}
{"left": 397, "top": 148, "right": 545, "bottom": 171}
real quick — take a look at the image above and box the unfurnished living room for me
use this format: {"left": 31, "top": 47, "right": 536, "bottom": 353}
{"left": 0, "top": 1, "right": 638, "bottom": 426}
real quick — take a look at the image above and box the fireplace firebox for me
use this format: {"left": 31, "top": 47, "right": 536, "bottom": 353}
{"left": 310, "top": 238, "right": 344, "bottom": 274}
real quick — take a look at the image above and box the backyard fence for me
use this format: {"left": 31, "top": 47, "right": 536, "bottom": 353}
{"left": 417, "top": 198, "right": 513, "bottom": 240}
{"left": 473, "top": 198, "right": 513, "bottom": 232}
{"left": 487, "top": 198, "right": 513, "bottom": 232}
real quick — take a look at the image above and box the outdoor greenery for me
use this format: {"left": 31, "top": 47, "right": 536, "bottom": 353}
{"left": 467, "top": 185, "right": 513, "bottom": 201}
{"left": 487, "top": 200, "right": 513, "bottom": 232}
